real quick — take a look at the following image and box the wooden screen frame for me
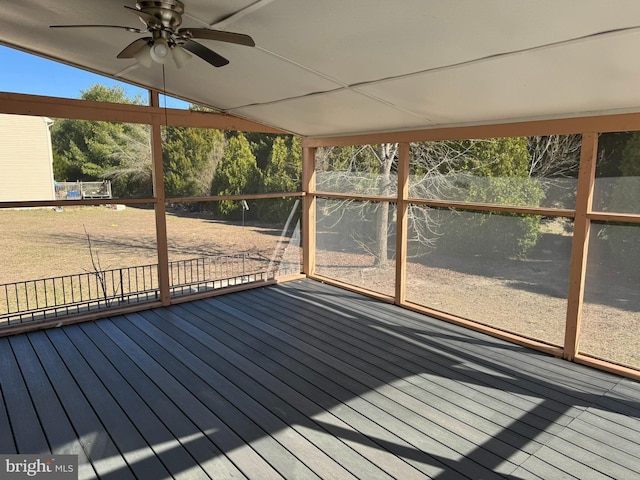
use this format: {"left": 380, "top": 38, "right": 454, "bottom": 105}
{"left": 3, "top": 90, "right": 640, "bottom": 379}
{"left": 303, "top": 121, "right": 640, "bottom": 381}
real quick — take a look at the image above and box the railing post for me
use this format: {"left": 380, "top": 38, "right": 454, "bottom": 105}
{"left": 120, "top": 268, "right": 125, "bottom": 302}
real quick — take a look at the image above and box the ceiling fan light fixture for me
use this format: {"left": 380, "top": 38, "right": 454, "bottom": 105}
{"left": 133, "top": 42, "right": 153, "bottom": 68}
{"left": 172, "top": 45, "right": 192, "bottom": 69}
{"left": 50, "top": 0, "right": 255, "bottom": 69}
{"left": 149, "top": 38, "right": 171, "bottom": 64}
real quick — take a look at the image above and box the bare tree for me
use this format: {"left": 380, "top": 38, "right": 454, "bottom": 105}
{"left": 316, "top": 141, "right": 476, "bottom": 266}
{"left": 315, "top": 137, "right": 563, "bottom": 266}
{"left": 373, "top": 143, "right": 397, "bottom": 266}
{"left": 83, "top": 225, "right": 120, "bottom": 307}
{"left": 527, "top": 135, "right": 582, "bottom": 178}
{"left": 525, "top": 135, "right": 582, "bottom": 209}
{"left": 103, "top": 125, "right": 153, "bottom": 196}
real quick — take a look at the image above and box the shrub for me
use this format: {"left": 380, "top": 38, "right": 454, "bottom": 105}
{"left": 434, "top": 138, "right": 544, "bottom": 258}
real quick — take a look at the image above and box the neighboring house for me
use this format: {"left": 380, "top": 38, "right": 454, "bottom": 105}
{"left": 0, "top": 113, "right": 56, "bottom": 202}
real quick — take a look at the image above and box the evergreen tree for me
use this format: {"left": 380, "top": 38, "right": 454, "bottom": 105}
{"left": 603, "top": 132, "right": 640, "bottom": 277}
{"left": 210, "top": 134, "right": 261, "bottom": 217}
{"left": 258, "top": 136, "right": 302, "bottom": 221}
{"left": 436, "top": 137, "right": 545, "bottom": 258}
{"left": 263, "top": 136, "right": 301, "bottom": 193}
{"left": 163, "top": 126, "right": 225, "bottom": 198}
{"left": 228, "top": 132, "right": 279, "bottom": 170}
{"left": 50, "top": 84, "right": 150, "bottom": 197}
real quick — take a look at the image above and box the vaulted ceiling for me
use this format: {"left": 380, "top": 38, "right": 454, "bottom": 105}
{"left": 3, "top": 0, "right": 640, "bottom": 138}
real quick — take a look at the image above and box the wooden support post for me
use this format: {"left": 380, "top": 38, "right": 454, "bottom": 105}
{"left": 302, "top": 146, "right": 316, "bottom": 276}
{"left": 564, "top": 133, "right": 598, "bottom": 360}
{"left": 395, "top": 142, "right": 410, "bottom": 305}
{"left": 150, "top": 90, "right": 171, "bottom": 305}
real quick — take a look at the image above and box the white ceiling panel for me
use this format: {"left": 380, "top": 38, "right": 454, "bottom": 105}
{"left": 3, "top": 1, "right": 640, "bottom": 136}
{"left": 230, "top": 0, "right": 640, "bottom": 85}
{"left": 230, "top": 89, "right": 432, "bottom": 137}
{"left": 357, "top": 29, "right": 640, "bottom": 127}
{"left": 119, "top": 44, "right": 342, "bottom": 110}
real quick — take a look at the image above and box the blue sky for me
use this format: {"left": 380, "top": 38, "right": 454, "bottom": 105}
{"left": 0, "top": 45, "right": 188, "bottom": 108}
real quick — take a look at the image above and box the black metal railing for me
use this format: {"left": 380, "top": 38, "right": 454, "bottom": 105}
{"left": 1, "top": 253, "right": 296, "bottom": 326}
{"left": 168, "top": 253, "right": 272, "bottom": 296}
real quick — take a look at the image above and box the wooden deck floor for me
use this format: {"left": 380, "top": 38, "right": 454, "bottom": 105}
{"left": 1, "top": 278, "right": 639, "bottom": 479}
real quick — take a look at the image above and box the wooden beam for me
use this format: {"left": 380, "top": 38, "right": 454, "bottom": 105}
{"left": 313, "top": 191, "right": 397, "bottom": 203}
{"left": 564, "top": 133, "right": 598, "bottom": 361}
{"left": 164, "top": 108, "right": 287, "bottom": 133}
{"left": 408, "top": 199, "right": 576, "bottom": 218}
{"left": 308, "top": 274, "right": 395, "bottom": 304}
{"left": 574, "top": 354, "right": 640, "bottom": 382}
{"left": 0, "top": 91, "right": 285, "bottom": 133}
{"left": 302, "top": 112, "right": 640, "bottom": 148}
{"left": 401, "top": 300, "right": 564, "bottom": 358}
{"left": 395, "top": 143, "right": 410, "bottom": 305}
{"left": 0, "top": 91, "right": 154, "bottom": 124}
{"left": 309, "top": 192, "right": 576, "bottom": 218}
{"left": 150, "top": 91, "right": 171, "bottom": 306}
{"left": 588, "top": 212, "right": 640, "bottom": 224}
{"left": 166, "top": 192, "right": 303, "bottom": 204}
{"left": 0, "top": 301, "right": 162, "bottom": 338}
{"left": 302, "top": 147, "right": 316, "bottom": 276}
{"left": 0, "top": 198, "right": 154, "bottom": 209}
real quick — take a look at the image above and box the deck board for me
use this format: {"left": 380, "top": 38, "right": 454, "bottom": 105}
{"left": 78, "top": 320, "right": 248, "bottom": 480}
{"left": 175, "top": 301, "right": 430, "bottom": 480}
{"left": 174, "top": 301, "right": 448, "bottom": 479}
{"left": 0, "top": 364, "right": 16, "bottom": 454}
{"left": 1, "top": 278, "right": 640, "bottom": 479}
{"left": 0, "top": 337, "right": 50, "bottom": 454}
{"left": 63, "top": 324, "right": 211, "bottom": 480}
{"left": 150, "top": 307, "right": 395, "bottom": 480}
{"left": 247, "top": 286, "right": 575, "bottom": 435}
{"left": 8, "top": 335, "right": 95, "bottom": 479}
{"left": 45, "top": 328, "right": 171, "bottom": 479}
{"left": 140, "top": 309, "right": 359, "bottom": 480}
{"left": 199, "top": 297, "right": 472, "bottom": 478}
{"left": 113, "top": 313, "right": 295, "bottom": 480}
{"left": 209, "top": 293, "right": 522, "bottom": 476}
{"left": 26, "top": 330, "right": 134, "bottom": 480}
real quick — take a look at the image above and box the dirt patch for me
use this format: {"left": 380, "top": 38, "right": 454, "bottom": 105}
{"left": 0, "top": 206, "right": 291, "bottom": 283}
{"left": 316, "top": 234, "right": 640, "bottom": 370}
{"left": 1, "top": 206, "right": 638, "bottom": 369}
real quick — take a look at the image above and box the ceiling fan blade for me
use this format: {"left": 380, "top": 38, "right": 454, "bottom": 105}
{"left": 178, "top": 28, "right": 255, "bottom": 47}
{"left": 123, "top": 5, "right": 159, "bottom": 26}
{"left": 182, "top": 39, "right": 229, "bottom": 67}
{"left": 50, "top": 24, "right": 144, "bottom": 33}
{"left": 117, "top": 37, "right": 152, "bottom": 58}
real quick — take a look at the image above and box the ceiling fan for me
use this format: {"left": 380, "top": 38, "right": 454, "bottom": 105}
{"left": 50, "top": 0, "right": 255, "bottom": 69}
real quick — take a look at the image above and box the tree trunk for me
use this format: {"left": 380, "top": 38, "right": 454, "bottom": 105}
{"left": 373, "top": 143, "right": 397, "bottom": 267}
{"left": 374, "top": 200, "right": 389, "bottom": 267}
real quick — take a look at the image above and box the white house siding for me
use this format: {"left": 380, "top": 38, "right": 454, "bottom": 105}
{"left": 0, "top": 113, "right": 56, "bottom": 202}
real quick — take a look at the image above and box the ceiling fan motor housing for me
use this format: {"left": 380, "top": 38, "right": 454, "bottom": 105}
{"left": 136, "top": 0, "right": 184, "bottom": 30}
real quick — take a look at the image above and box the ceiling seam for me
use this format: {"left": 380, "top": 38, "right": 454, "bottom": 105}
{"left": 239, "top": 45, "right": 435, "bottom": 122}
{"left": 210, "top": 0, "right": 276, "bottom": 30}
{"left": 347, "top": 24, "right": 640, "bottom": 90}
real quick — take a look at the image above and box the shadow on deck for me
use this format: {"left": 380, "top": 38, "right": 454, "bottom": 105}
{"left": 1, "top": 279, "right": 639, "bottom": 479}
